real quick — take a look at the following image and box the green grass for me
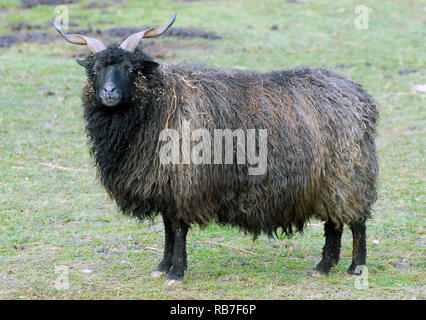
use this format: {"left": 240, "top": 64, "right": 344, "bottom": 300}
{"left": 0, "top": 0, "right": 425, "bottom": 299}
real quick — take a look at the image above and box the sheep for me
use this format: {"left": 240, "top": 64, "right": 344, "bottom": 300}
{"left": 53, "top": 14, "right": 379, "bottom": 285}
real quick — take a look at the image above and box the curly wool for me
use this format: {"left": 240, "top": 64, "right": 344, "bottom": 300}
{"left": 82, "top": 45, "right": 379, "bottom": 237}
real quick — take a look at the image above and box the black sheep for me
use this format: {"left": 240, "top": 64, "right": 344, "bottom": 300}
{"left": 53, "top": 14, "right": 379, "bottom": 285}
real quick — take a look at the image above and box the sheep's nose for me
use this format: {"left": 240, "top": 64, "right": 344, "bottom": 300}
{"left": 102, "top": 83, "right": 117, "bottom": 95}
{"left": 100, "top": 82, "right": 122, "bottom": 107}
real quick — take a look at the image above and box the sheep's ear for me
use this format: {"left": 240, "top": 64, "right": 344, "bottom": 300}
{"left": 142, "top": 60, "right": 159, "bottom": 73}
{"left": 76, "top": 59, "right": 89, "bottom": 68}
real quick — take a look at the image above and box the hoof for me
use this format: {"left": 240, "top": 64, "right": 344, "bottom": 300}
{"left": 315, "top": 259, "right": 337, "bottom": 276}
{"left": 314, "top": 264, "right": 332, "bottom": 276}
{"left": 347, "top": 265, "right": 365, "bottom": 275}
{"left": 312, "top": 269, "right": 328, "bottom": 277}
{"left": 165, "top": 279, "right": 183, "bottom": 287}
{"left": 151, "top": 271, "right": 167, "bottom": 278}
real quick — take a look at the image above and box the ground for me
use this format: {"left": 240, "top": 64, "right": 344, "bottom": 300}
{"left": 0, "top": 0, "right": 424, "bottom": 299}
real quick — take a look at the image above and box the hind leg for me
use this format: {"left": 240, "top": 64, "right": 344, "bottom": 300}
{"left": 152, "top": 215, "right": 175, "bottom": 277}
{"left": 348, "top": 220, "right": 367, "bottom": 275}
{"left": 315, "top": 220, "right": 343, "bottom": 275}
{"left": 166, "top": 220, "right": 188, "bottom": 285}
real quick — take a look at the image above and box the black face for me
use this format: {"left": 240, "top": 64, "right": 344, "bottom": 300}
{"left": 94, "top": 57, "right": 134, "bottom": 107}
{"left": 77, "top": 47, "right": 159, "bottom": 108}
{"left": 76, "top": 54, "right": 135, "bottom": 107}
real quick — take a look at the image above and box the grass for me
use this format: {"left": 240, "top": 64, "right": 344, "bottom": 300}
{"left": 0, "top": 0, "right": 425, "bottom": 299}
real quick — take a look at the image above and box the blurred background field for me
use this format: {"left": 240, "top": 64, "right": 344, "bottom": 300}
{"left": 0, "top": 0, "right": 424, "bottom": 299}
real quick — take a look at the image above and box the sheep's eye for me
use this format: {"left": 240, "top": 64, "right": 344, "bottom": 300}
{"left": 93, "top": 65, "right": 101, "bottom": 75}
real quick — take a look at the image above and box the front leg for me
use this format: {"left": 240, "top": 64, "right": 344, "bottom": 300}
{"left": 152, "top": 214, "right": 175, "bottom": 278}
{"left": 166, "top": 220, "right": 188, "bottom": 285}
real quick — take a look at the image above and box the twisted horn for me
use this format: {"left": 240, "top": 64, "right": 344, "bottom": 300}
{"left": 119, "top": 13, "right": 177, "bottom": 52}
{"left": 52, "top": 21, "right": 107, "bottom": 54}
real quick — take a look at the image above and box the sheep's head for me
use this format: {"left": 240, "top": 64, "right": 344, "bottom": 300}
{"left": 53, "top": 14, "right": 176, "bottom": 107}
{"left": 77, "top": 45, "right": 160, "bottom": 107}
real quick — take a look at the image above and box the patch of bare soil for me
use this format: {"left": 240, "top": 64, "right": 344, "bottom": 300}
{"left": 0, "top": 32, "right": 57, "bottom": 48}
{"left": 5, "top": 21, "right": 79, "bottom": 31}
{"left": 0, "top": 22, "right": 220, "bottom": 55}
{"left": 19, "top": 0, "right": 80, "bottom": 8}
{"left": 71, "top": 25, "right": 221, "bottom": 40}
{"left": 5, "top": 22, "right": 43, "bottom": 31}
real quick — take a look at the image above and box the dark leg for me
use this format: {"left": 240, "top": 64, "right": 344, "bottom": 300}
{"left": 155, "top": 214, "right": 175, "bottom": 274}
{"left": 348, "top": 220, "right": 367, "bottom": 275}
{"left": 315, "top": 220, "right": 343, "bottom": 275}
{"left": 166, "top": 220, "right": 189, "bottom": 284}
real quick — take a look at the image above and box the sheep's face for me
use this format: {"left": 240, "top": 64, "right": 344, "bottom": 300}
{"left": 52, "top": 15, "right": 176, "bottom": 107}
{"left": 78, "top": 46, "right": 159, "bottom": 108}
{"left": 93, "top": 56, "right": 132, "bottom": 107}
